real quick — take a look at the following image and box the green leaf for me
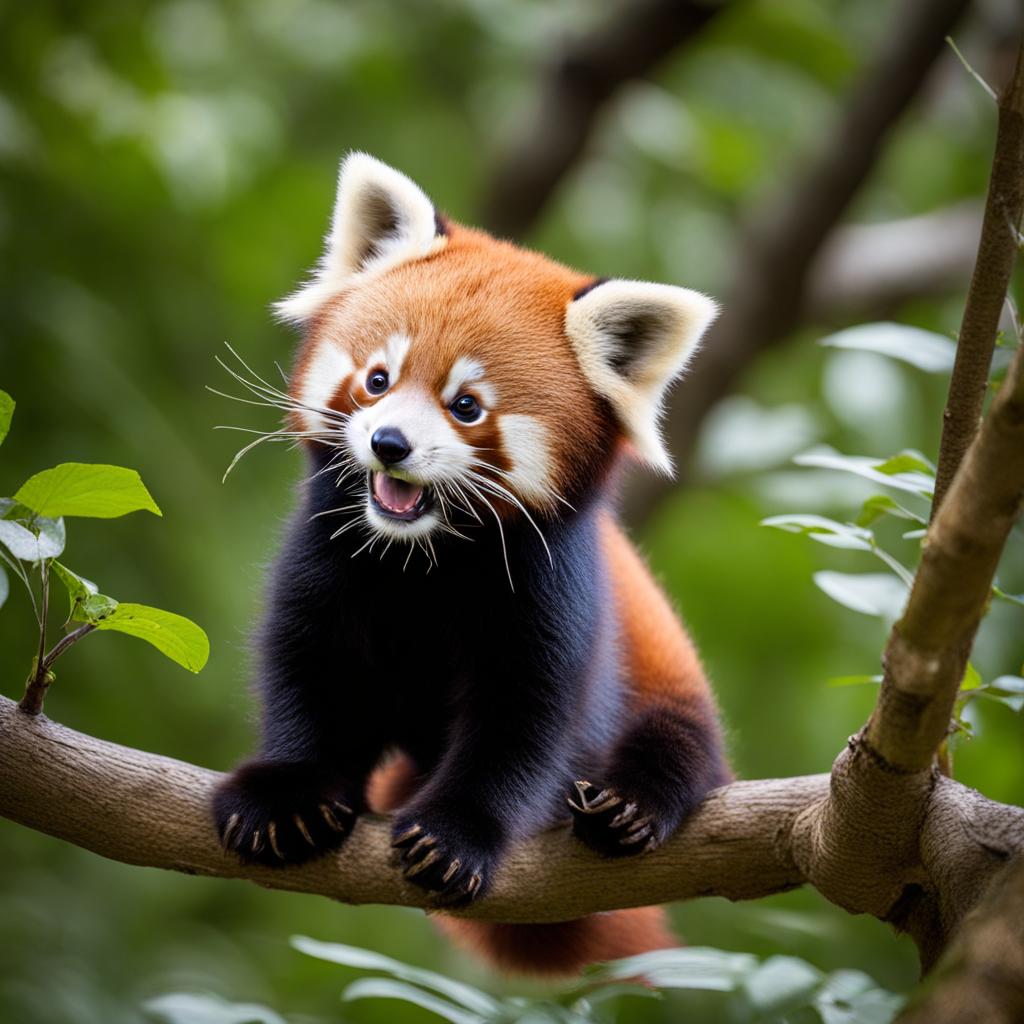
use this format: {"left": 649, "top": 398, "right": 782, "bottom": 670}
{"left": 94, "top": 603, "right": 209, "bottom": 671}
{"left": 51, "top": 560, "right": 100, "bottom": 617}
{"left": 741, "top": 955, "right": 822, "bottom": 1014}
{"left": 0, "top": 565, "right": 8, "bottom": 609}
{"left": 818, "top": 322, "right": 957, "bottom": 373}
{"left": 14, "top": 463, "right": 162, "bottom": 519}
{"left": 0, "top": 510, "right": 66, "bottom": 561}
{"left": 73, "top": 593, "right": 120, "bottom": 623}
{"left": 960, "top": 662, "right": 982, "bottom": 692}
{"left": 855, "top": 494, "right": 926, "bottom": 528}
{"left": 0, "top": 390, "right": 13, "bottom": 445}
{"left": 587, "top": 947, "right": 758, "bottom": 991}
{"left": 874, "top": 451, "right": 936, "bottom": 476}
{"left": 761, "top": 514, "right": 875, "bottom": 552}
{"left": 143, "top": 992, "right": 287, "bottom": 1024}
{"left": 828, "top": 675, "right": 883, "bottom": 688}
{"left": 342, "top": 978, "right": 486, "bottom": 1024}
{"left": 973, "top": 676, "right": 1024, "bottom": 713}
{"left": 793, "top": 448, "right": 935, "bottom": 497}
{"left": 291, "top": 937, "right": 499, "bottom": 1016}
{"left": 993, "top": 586, "right": 1024, "bottom": 608}
{"left": 814, "top": 968, "right": 904, "bottom": 1024}
{"left": 814, "top": 571, "right": 909, "bottom": 619}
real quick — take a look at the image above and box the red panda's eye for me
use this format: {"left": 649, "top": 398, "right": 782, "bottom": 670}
{"left": 450, "top": 394, "right": 482, "bottom": 424}
{"left": 366, "top": 370, "right": 389, "bottom": 395}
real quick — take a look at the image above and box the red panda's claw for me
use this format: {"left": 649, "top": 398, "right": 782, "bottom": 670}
{"left": 319, "top": 804, "right": 346, "bottom": 832}
{"left": 572, "top": 780, "right": 622, "bottom": 814}
{"left": 293, "top": 813, "right": 316, "bottom": 846}
{"left": 619, "top": 824, "right": 653, "bottom": 846}
{"left": 405, "top": 834, "right": 438, "bottom": 861}
{"left": 609, "top": 803, "right": 639, "bottom": 829}
{"left": 221, "top": 812, "right": 242, "bottom": 848}
{"left": 405, "top": 847, "right": 441, "bottom": 877}
{"left": 392, "top": 823, "right": 423, "bottom": 846}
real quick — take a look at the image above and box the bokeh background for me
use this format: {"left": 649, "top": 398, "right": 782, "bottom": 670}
{"left": 1, "top": 1, "right": 1022, "bottom": 1021}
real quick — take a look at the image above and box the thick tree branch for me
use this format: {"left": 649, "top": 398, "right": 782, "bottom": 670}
{"left": 932, "top": 42, "right": 1024, "bottom": 514}
{"left": 897, "top": 855, "right": 1024, "bottom": 1024}
{"left": 479, "top": 0, "right": 726, "bottom": 240}
{"left": 624, "top": 0, "right": 972, "bottom": 524}
{"left": 1, "top": 695, "right": 1021, "bottom": 933}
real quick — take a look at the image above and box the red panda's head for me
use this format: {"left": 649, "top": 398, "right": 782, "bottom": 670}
{"left": 277, "top": 154, "right": 717, "bottom": 545}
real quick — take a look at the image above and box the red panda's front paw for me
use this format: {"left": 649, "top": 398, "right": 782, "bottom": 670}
{"left": 212, "top": 760, "right": 360, "bottom": 868}
{"left": 567, "top": 780, "right": 664, "bottom": 858}
{"left": 390, "top": 815, "right": 497, "bottom": 906}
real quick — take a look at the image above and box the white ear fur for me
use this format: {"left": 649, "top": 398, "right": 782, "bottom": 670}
{"left": 275, "top": 152, "right": 445, "bottom": 323}
{"left": 565, "top": 280, "right": 718, "bottom": 474}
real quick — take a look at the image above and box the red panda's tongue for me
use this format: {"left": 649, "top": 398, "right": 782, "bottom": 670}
{"left": 372, "top": 472, "right": 424, "bottom": 515}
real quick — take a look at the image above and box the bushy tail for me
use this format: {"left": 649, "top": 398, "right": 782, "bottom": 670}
{"left": 435, "top": 908, "right": 675, "bottom": 977}
{"left": 368, "top": 756, "right": 677, "bottom": 977}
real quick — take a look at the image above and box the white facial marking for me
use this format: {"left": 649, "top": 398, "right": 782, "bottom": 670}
{"left": 299, "top": 341, "right": 354, "bottom": 431}
{"left": 386, "top": 333, "right": 412, "bottom": 382}
{"left": 441, "top": 357, "right": 496, "bottom": 407}
{"left": 344, "top": 384, "right": 478, "bottom": 541}
{"left": 499, "top": 414, "right": 553, "bottom": 507}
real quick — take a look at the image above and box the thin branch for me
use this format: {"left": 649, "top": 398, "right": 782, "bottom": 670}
{"left": 932, "top": 40, "right": 1024, "bottom": 514}
{"left": 868, "top": 341, "right": 1024, "bottom": 772}
{"left": 19, "top": 565, "right": 51, "bottom": 716}
{"left": 479, "top": 0, "right": 727, "bottom": 240}
{"left": 624, "top": 0, "right": 973, "bottom": 524}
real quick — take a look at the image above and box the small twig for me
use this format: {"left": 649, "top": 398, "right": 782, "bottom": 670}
{"left": 946, "top": 35, "right": 999, "bottom": 101}
{"left": 18, "top": 621, "right": 97, "bottom": 717}
{"left": 41, "top": 623, "right": 97, "bottom": 671}
{"left": 34, "top": 563, "right": 48, "bottom": 678}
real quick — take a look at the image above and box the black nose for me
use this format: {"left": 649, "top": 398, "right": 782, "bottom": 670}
{"left": 371, "top": 427, "right": 411, "bottom": 465}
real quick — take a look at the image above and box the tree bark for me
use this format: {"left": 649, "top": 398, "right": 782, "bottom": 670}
{"left": 897, "top": 856, "right": 1024, "bottom": 1024}
{"left": 932, "top": 42, "right": 1024, "bottom": 514}
{"left": 1, "top": 696, "right": 1021, "bottom": 933}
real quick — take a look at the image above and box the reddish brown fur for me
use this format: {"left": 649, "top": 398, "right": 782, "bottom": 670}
{"left": 290, "top": 223, "right": 620, "bottom": 503}
{"left": 368, "top": 744, "right": 681, "bottom": 977}
{"left": 297, "top": 219, "right": 720, "bottom": 976}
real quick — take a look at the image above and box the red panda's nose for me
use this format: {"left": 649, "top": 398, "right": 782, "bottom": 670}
{"left": 371, "top": 427, "right": 412, "bottom": 465}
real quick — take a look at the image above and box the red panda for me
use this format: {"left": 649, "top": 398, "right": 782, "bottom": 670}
{"left": 212, "top": 153, "right": 730, "bottom": 976}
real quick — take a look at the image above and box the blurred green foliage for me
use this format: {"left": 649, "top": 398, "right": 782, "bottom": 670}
{"left": 1, "top": 1, "right": 1021, "bottom": 1022}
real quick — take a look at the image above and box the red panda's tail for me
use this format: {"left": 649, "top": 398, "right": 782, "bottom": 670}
{"left": 368, "top": 755, "right": 675, "bottom": 976}
{"left": 434, "top": 907, "right": 676, "bottom": 976}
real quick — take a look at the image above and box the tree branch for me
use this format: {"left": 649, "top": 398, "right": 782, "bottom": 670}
{"left": 868, "top": 343, "right": 1024, "bottom": 773}
{"left": 897, "top": 855, "right": 1024, "bottom": 1024}
{"left": 1, "top": 694, "right": 1021, "bottom": 933}
{"left": 932, "top": 41, "right": 1024, "bottom": 514}
{"left": 479, "top": 0, "right": 727, "bottom": 240}
{"left": 804, "top": 202, "right": 984, "bottom": 321}
{"left": 624, "top": 0, "right": 972, "bottom": 524}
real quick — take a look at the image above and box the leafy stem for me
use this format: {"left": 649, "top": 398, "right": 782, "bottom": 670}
{"left": 19, "top": 618, "right": 98, "bottom": 717}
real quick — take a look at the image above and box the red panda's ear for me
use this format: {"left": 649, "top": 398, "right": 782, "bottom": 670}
{"left": 565, "top": 280, "right": 718, "bottom": 475}
{"left": 275, "top": 153, "right": 446, "bottom": 324}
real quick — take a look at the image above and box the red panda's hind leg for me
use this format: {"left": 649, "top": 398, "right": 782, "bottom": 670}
{"left": 569, "top": 698, "right": 729, "bottom": 858}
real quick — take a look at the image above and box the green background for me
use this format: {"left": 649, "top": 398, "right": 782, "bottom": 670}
{"left": 1, "top": 1, "right": 1021, "bottom": 1021}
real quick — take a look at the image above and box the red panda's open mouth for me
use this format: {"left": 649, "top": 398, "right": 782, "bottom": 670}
{"left": 369, "top": 471, "right": 432, "bottom": 522}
